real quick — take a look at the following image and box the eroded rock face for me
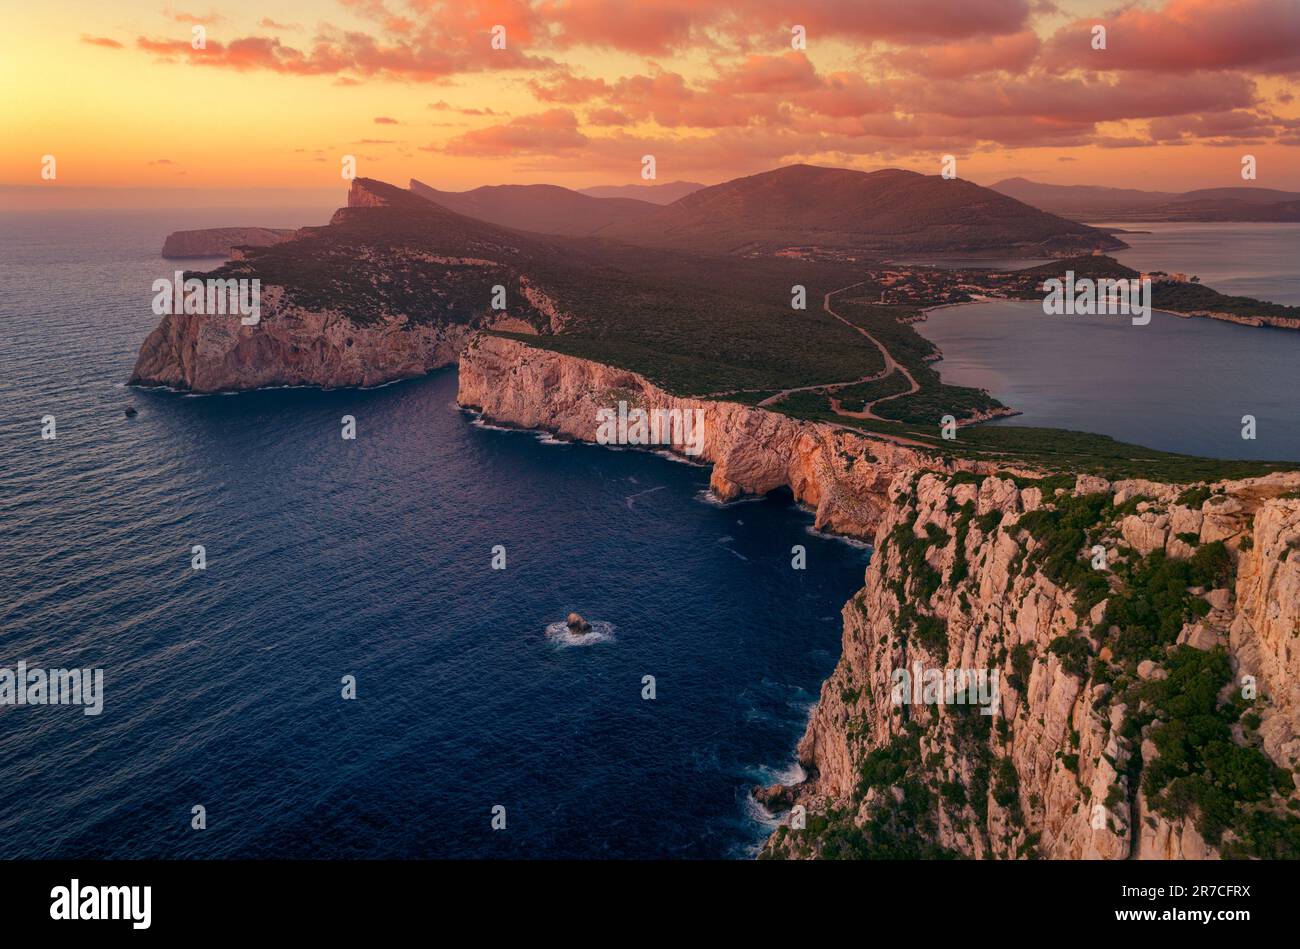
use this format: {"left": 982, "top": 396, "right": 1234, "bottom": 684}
{"left": 459, "top": 333, "right": 1300, "bottom": 862}
{"left": 161, "top": 227, "right": 298, "bottom": 259}
{"left": 1231, "top": 497, "right": 1300, "bottom": 773}
{"left": 131, "top": 179, "right": 563, "bottom": 392}
{"left": 457, "top": 334, "right": 980, "bottom": 540}
{"left": 130, "top": 286, "right": 473, "bottom": 392}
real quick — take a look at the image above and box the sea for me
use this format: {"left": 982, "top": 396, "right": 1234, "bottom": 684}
{"left": 912, "top": 222, "right": 1300, "bottom": 461}
{"left": 0, "top": 208, "right": 869, "bottom": 858}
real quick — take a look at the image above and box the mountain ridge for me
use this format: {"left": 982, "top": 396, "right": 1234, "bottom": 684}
{"left": 991, "top": 177, "right": 1300, "bottom": 222}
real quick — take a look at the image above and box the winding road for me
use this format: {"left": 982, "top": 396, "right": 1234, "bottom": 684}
{"left": 752, "top": 282, "right": 919, "bottom": 420}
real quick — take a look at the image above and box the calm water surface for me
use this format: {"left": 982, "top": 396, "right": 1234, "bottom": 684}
{"left": 0, "top": 210, "right": 867, "bottom": 858}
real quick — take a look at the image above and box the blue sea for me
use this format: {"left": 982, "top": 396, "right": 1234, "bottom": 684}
{"left": 918, "top": 300, "right": 1300, "bottom": 461}
{"left": 0, "top": 209, "right": 868, "bottom": 859}
{"left": 911, "top": 223, "right": 1300, "bottom": 461}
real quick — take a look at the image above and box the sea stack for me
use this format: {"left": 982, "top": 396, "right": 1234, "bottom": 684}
{"left": 566, "top": 612, "right": 592, "bottom": 634}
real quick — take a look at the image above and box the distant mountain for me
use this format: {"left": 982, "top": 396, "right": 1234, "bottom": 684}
{"left": 161, "top": 226, "right": 297, "bottom": 259}
{"left": 1176, "top": 186, "right": 1300, "bottom": 205}
{"left": 578, "top": 181, "right": 707, "bottom": 205}
{"left": 599, "top": 164, "right": 1125, "bottom": 258}
{"left": 409, "top": 179, "right": 655, "bottom": 237}
{"left": 990, "top": 177, "right": 1300, "bottom": 222}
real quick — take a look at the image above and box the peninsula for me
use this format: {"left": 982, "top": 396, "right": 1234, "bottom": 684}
{"left": 129, "top": 170, "right": 1300, "bottom": 859}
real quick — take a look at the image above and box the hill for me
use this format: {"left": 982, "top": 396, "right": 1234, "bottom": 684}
{"left": 409, "top": 179, "right": 655, "bottom": 237}
{"left": 578, "top": 181, "right": 706, "bottom": 204}
{"left": 991, "top": 177, "right": 1300, "bottom": 222}
{"left": 599, "top": 164, "right": 1125, "bottom": 258}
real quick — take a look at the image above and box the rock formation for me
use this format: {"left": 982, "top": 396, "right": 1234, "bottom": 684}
{"left": 566, "top": 612, "right": 592, "bottom": 634}
{"left": 161, "top": 227, "right": 297, "bottom": 259}
{"left": 131, "top": 180, "right": 561, "bottom": 392}
{"left": 459, "top": 332, "right": 1300, "bottom": 861}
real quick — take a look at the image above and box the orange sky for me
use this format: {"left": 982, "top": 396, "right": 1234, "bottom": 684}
{"left": 5, "top": 0, "right": 1299, "bottom": 206}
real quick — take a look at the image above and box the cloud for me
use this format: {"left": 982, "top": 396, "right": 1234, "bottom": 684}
{"left": 81, "top": 35, "right": 124, "bottom": 49}
{"left": 442, "top": 108, "right": 589, "bottom": 155}
{"left": 106, "top": 0, "right": 1299, "bottom": 166}
{"left": 905, "top": 72, "right": 1259, "bottom": 124}
{"left": 1149, "top": 109, "right": 1293, "bottom": 142}
{"left": 708, "top": 52, "right": 821, "bottom": 96}
{"left": 168, "top": 9, "right": 223, "bottom": 25}
{"left": 1042, "top": 0, "right": 1300, "bottom": 74}
{"left": 527, "top": 69, "right": 609, "bottom": 103}
{"left": 535, "top": 0, "right": 1034, "bottom": 52}
{"left": 428, "top": 101, "right": 504, "bottom": 115}
{"left": 134, "top": 18, "right": 555, "bottom": 79}
{"left": 888, "top": 30, "right": 1041, "bottom": 79}
{"left": 587, "top": 107, "right": 632, "bottom": 126}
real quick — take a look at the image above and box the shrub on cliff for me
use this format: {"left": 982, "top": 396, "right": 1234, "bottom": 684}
{"left": 1106, "top": 547, "right": 1230, "bottom": 661}
{"left": 1135, "top": 646, "right": 1297, "bottom": 854}
{"left": 1016, "top": 492, "right": 1112, "bottom": 608}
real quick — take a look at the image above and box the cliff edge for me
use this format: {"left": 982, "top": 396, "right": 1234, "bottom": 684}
{"left": 459, "top": 332, "right": 1300, "bottom": 860}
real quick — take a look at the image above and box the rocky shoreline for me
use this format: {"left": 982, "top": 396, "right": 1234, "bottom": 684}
{"left": 458, "top": 333, "right": 1300, "bottom": 861}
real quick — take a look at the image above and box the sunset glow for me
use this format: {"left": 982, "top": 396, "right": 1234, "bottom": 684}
{"left": 5, "top": 0, "right": 1300, "bottom": 204}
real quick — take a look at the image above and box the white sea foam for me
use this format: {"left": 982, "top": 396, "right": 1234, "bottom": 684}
{"left": 694, "top": 489, "right": 764, "bottom": 508}
{"left": 804, "top": 524, "right": 873, "bottom": 550}
{"left": 544, "top": 620, "right": 616, "bottom": 647}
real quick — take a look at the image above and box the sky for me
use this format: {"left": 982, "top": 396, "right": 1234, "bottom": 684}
{"left": 4, "top": 0, "right": 1299, "bottom": 206}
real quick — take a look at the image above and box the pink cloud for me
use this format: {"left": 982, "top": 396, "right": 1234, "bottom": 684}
{"left": 442, "top": 109, "right": 589, "bottom": 155}
{"left": 1043, "top": 0, "right": 1300, "bottom": 74}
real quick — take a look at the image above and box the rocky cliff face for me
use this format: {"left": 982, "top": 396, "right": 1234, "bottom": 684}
{"left": 458, "top": 334, "right": 991, "bottom": 538}
{"left": 130, "top": 180, "right": 559, "bottom": 392}
{"left": 781, "top": 470, "right": 1300, "bottom": 860}
{"left": 459, "top": 332, "right": 1300, "bottom": 860}
{"left": 161, "top": 227, "right": 298, "bottom": 259}
{"left": 130, "top": 284, "right": 475, "bottom": 392}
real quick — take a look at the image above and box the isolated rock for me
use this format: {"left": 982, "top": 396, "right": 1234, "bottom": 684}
{"left": 753, "top": 784, "right": 795, "bottom": 811}
{"left": 566, "top": 612, "right": 592, "bottom": 634}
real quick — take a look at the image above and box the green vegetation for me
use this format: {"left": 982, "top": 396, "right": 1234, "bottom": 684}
{"left": 1103, "top": 543, "right": 1230, "bottom": 661}
{"left": 834, "top": 299, "right": 1005, "bottom": 424}
{"left": 1128, "top": 647, "right": 1298, "bottom": 856}
{"left": 831, "top": 373, "right": 912, "bottom": 411}
{"left": 1176, "top": 485, "right": 1213, "bottom": 508}
{"left": 1015, "top": 492, "right": 1112, "bottom": 611}
{"left": 1153, "top": 281, "right": 1300, "bottom": 321}
{"left": 1048, "top": 635, "right": 1093, "bottom": 678}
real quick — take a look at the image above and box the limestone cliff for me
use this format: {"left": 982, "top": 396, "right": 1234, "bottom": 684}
{"left": 130, "top": 284, "right": 476, "bottom": 392}
{"left": 161, "top": 227, "right": 297, "bottom": 259}
{"left": 458, "top": 334, "right": 989, "bottom": 538}
{"left": 458, "top": 333, "right": 1300, "bottom": 860}
{"left": 130, "top": 179, "right": 561, "bottom": 392}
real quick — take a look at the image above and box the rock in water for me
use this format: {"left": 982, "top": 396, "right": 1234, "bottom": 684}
{"left": 566, "top": 612, "right": 592, "bottom": 634}
{"left": 753, "top": 784, "right": 795, "bottom": 811}
{"left": 124, "top": 405, "right": 138, "bottom": 418}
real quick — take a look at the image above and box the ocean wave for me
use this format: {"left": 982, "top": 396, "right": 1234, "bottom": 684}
{"left": 693, "top": 489, "right": 765, "bottom": 508}
{"left": 804, "top": 524, "right": 873, "bottom": 550}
